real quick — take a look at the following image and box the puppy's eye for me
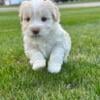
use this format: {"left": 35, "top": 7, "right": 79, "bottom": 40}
{"left": 41, "top": 17, "right": 47, "bottom": 22}
{"left": 25, "top": 17, "right": 30, "bottom": 22}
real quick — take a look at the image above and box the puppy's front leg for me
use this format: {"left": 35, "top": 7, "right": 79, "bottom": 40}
{"left": 48, "top": 46, "right": 65, "bottom": 73}
{"left": 25, "top": 49, "right": 46, "bottom": 70}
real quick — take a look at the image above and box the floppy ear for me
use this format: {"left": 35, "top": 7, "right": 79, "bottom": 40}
{"left": 44, "top": 0, "right": 60, "bottom": 22}
{"left": 19, "top": 2, "right": 24, "bottom": 22}
{"left": 19, "top": 8, "right": 22, "bottom": 22}
{"left": 19, "top": 1, "right": 30, "bottom": 22}
{"left": 52, "top": 6, "right": 60, "bottom": 22}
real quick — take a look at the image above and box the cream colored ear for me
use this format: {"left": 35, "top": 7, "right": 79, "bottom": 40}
{"left": 19, "top": 1, "right": 30, "bottom": 21}
{"left": 19, "top": 7, "right": 22, "bottom": 22}
{"left": 52, "top": 6, "right": 60, "bottom": 22}
{"left": 19, "top": 2, "right": 24, "bottom": 21}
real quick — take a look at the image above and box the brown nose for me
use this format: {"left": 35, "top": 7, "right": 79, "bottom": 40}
{"left": 32, "top": 28, "right": 40, "bottom": 35}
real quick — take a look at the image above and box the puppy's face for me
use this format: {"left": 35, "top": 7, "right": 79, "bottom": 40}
{"left": 19, "top": 0, "right": 60, "bottom": 37}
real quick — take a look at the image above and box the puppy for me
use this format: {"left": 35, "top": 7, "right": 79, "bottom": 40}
{"left": 19, "top": 0, "right": 71, "bottom": 73}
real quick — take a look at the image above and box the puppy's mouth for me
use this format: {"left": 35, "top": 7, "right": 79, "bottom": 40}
{"left": 32, "top": 34, "right": 41, "bottom": 38}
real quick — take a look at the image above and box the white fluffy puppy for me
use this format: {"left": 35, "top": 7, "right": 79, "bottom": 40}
{"left": 19, "top": 0, "right": 71, "bottom": 73}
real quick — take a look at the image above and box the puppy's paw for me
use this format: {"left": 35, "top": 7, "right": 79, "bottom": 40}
{"left": 29, "top": 59, "right": 34, "bottom": 65}
{"left": 48, "top": 63, "right": 62, "bottom": 73}
{"left": 32, "top": 60, "right": 46, "bottom": 70}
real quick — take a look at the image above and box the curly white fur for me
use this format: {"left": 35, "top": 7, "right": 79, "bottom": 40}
{"left": 19, "top": 0, "right": 71, "bottom": 73}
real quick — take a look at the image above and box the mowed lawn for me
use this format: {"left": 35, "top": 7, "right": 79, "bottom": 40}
{"left": 0, "top": 7, "right": 100, "bottom": 100}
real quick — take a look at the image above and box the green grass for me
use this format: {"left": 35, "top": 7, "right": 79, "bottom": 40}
{"left": 61, "top": 0, "right": 100, "bottom": 4}
{"left": 0, "top": 7, "right": 100, "bottom": 100}
{"left": 79, "top": 0, "right": 100, "bottom": 2}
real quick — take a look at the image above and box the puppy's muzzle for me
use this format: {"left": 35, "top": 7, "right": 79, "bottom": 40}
{"left": 32, "top": 28, "right": 40, "bottom": 35}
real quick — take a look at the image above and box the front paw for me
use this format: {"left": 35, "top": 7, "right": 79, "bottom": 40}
{"left": 31, "top": 60, "right": 46, "bottom": 70}
{"left": 48, "top": 63, "right": 62, "bottom": 73}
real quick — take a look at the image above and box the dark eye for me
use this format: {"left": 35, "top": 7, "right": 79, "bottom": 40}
{"left": 26, "top": 17, "right": 30, "bottom": 22}
{"left": 41, "top": 17, "right": 47, "bottom": 22}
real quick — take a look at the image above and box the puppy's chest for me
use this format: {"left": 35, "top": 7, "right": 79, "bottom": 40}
{"left": 32, "top": 38, "right": 56, "bottom": 57}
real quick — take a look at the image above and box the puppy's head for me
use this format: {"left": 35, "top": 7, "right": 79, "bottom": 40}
{"left": 19, "top": 0, "right": 60, "bottom": 37}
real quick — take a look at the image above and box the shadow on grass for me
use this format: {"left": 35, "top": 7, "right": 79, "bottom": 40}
{"left": 15, "top": 61, "right": 78, "bottom": 90}
{"left": 20, "top": 59, "right": 98, "bottom": 90}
